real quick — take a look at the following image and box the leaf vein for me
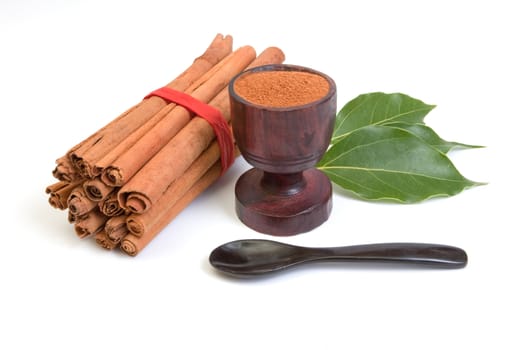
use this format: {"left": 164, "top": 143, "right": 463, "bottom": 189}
{"left": 322, "top": 169, "right": 386, "bottom": 196}
{"left": 331, "top": 106, "right": 433, "bottom": 142}
{"left": 320, "top": 136, "right": 407, "bottom": 166}
{"left": 319, "top": 166, "right": 468, "bottom": 183}
{"left": 333, "top": 98, "right": 369, "bottom": 136}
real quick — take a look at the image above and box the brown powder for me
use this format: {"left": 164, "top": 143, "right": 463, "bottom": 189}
{"left": 233, "top": 70, "right": 330, "bottom": 108}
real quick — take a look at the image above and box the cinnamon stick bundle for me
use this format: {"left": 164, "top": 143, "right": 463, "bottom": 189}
{"left": 46, "top": 34, "right": 286, "bottom": 256}
{"left": 63, "top": 34, "right": 233, "bottom": 179}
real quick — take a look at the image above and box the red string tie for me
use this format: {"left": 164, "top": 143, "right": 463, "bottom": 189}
{"left": 145, "top": 87, "right": 234, "bottom": 174}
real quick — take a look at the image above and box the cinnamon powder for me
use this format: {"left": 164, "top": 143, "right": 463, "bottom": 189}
{"left": 233, "top": 70, "right": 329, "bottom": 107}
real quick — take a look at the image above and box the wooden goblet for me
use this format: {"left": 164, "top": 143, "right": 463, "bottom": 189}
{"left": 229, "top": 64, "right": 336, "bottom": 236}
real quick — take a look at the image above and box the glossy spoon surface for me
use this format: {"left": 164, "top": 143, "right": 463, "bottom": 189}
{"left": 209, "top": 239, "right": 467, "bottom": 277}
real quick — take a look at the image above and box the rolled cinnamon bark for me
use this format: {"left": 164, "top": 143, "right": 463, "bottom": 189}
{"left": 120, "top": 160, "right": 223, "bottom": 256}
{"left": 67, "top": 210, "right": 76, "bottom": 224}
{"left": 67, "top": 186, "right": 98, "bottom": 217}
{"left": 119, "top": 111, "right": 223, "bottom": 214}
{"left": 74, "top": 208, "right": 108, "bottom": 239}
{"left": 126, "top": 141, "right": 222, "bottom": 236}
{"left": 83, "top": 177, "right": 113, "bottom": 202}
{"left": 95, "top": 231, "right": 118, "bottom": 250}
{"left": 67, "top": 34, "right": 233, "bottom": 178}
{"left": 98, "top": 191, "right": 126, "bottom": 217}
{"left": 46, "top": 180, "right": 81, "bottom": 210}
{"left": 104, "top": 215, "right": 129, "bottom": 244}
{"left": 95, "top": 103, "right": 175, "bottom": 184}
{"left": 53, "top": 155, "right": 82, "bottom": 182}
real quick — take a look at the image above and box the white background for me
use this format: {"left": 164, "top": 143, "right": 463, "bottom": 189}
{"left": 1, "top": 1, "right": 523, "bottom": 349}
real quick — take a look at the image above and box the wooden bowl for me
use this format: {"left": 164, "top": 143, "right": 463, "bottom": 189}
{"left": 229, "top": 64, "right": 336, "bottom": 236}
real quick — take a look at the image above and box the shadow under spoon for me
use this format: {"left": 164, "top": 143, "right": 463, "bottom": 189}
{"left": 209, "top": 239, "right": 468, "bottom": 277}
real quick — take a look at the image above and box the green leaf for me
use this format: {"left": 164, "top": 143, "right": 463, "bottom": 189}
{"left": 386, "top": 122, "right": 484, "bottom": 153}
{"left": 332, "top": 92, "right": 435, "bottom": 144}
{"left": 317, "top": 125, "right": 483, "bottom": 203}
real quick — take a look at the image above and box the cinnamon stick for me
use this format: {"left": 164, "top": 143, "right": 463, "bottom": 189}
{"left": 67, "top": 211, "right": 76, "bottom": 224}
{"left": 118, "top": 112, "right": 223, "bottom": 214}
{"left": 95, "top": 231, "right": 118, "bottom": 250}
{"left": 98, "top": 191, "right": 126, "bottom": 217}
{"left": 83, "top": 177, "right": 113, "bottom": 202}
{"left": 67, "top": 186, "right": 98, "bottom": 217}
{"left": 126, "top": 141, "right": 222, "bottom": 236}
{"left": 53, "top": 155, "right": 82, "bottom": 182}
{"left": 67, "top": 34, "right": 233, "bottom": 178}
{"left": 245, "top": 46, "right": 287, "bottom": 70}
{"left": 104, "top": 215, "right": 129, "bottom": 243}
{"left": 74, "top": 208, "right": 108, "bottom": 239}
{"left": 94, "top": 103, "right": 175, "bottom": 183}
{"left": 118, "top": 47, "right": 282, "bottom": 214}
{"left": 120, "top": 159, "right": 223, "bottom": 256}
{"left": 46, "top": 180, "right": 81, "bottom": 210}
{"left": 105, "top": 45, "right": 256, "bottom": 188}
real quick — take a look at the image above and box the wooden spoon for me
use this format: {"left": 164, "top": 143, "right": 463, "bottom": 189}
{"left": 209, "top": 239, "right": 467, "bottom": 277}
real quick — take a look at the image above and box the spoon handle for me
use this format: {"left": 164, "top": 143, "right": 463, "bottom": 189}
{"left": 316, "top": 242, "right": 467, "bottom": 268}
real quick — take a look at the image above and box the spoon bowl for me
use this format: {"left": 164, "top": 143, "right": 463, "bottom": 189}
{"left": 209, "top": 239, "right": 468, "bottom": 277}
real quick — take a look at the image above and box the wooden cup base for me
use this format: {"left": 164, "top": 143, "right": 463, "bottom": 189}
{"left": 234, "top": 168, "right": 333, "bottom": 236}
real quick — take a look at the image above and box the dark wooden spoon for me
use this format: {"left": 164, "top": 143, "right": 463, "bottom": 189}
{"left": 209, "top": 239, "right": 467, "bottom": 277}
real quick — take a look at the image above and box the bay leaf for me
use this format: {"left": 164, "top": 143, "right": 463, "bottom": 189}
{"left": 317, "top": 125, "right": 483, "bottom": 203}
{"left": 332, "top": 92, "right": 435, "bottom": 144}
{"left": 386, "top": 122, "right": 484, "bottom": 153}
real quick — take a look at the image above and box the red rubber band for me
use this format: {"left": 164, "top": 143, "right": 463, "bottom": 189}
{"left": 145, "top": 87, "right": 234, "bottom": 173}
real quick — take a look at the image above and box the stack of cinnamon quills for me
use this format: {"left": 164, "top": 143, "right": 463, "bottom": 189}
{"left": 46, "top": 34, "right": 285, "bottom": 256}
